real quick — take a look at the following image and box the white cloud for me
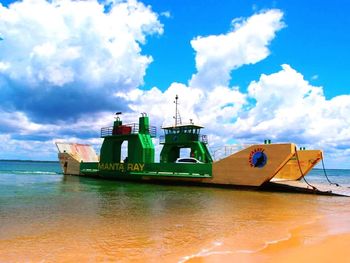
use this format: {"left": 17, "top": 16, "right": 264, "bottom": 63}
{"left": 230, "top": 65, "right": 350, "bottom": 166}
{"left": 117, "top": 9, "right": 283, "bottom": 146}
{"left": 0, "top": 0, "right": 163, "bottom": 121}
{"left": 116, "top": 83, "right": 204, "bottom": 127}
{"left": 190, "top": 9, "right": 285, "bottom": 89}
{"left": 160, "top": 11, "right": 171, "bottom": 18}
{"left": 1, "top": 4, "right": 349, "bottom": 169}
{"left": 0, "top": 0, "right": 165, "bottom": 159}
{"left": 0, "top": 134, "right": 56, "bottom": 160}
{"left": 116, "top": 7, "right": 350, "bottom": 168}
{"left": 0, "top": 0, "right": 162, "bottom": 87}
{"left": 0, "top": 61, "right": 10, "bottom": 71}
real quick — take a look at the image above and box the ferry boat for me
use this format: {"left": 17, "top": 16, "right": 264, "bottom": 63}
{"left": 56, "top": 96, "right": 325, "bottom": 189}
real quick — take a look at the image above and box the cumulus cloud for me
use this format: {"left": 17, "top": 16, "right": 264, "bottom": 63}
{"left": 190, "top": 9, "right": 284, "bottom": 89}
{"left": 1, "top": 3, "right": 349, "bottom": 168}
{"left": 116, "top": 9, "right": 350, "bottom": 167}
{"left": 230, "top": 65, "right": 350, "bottom": 166}
{"left": 118, "top": 9, "right": 284, "bottom": 145}
{"left": 117, "top": 83, "right": 247, "bottom": 149}
{"left": 236, "top": 65, "right": 350, "bottom": 144}
{"left": 0, "top": 0, "right": 163, "bottom": 122}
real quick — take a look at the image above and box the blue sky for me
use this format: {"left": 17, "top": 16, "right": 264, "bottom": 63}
{"left": 0, "top": 0, "right": 349, "bottom": 168}
{"left": 141, "top": 0, "right": 350, "bottom": 98}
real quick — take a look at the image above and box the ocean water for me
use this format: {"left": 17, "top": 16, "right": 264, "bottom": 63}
{"left": 1, "top": 160, "right": 350, "bottom": 262}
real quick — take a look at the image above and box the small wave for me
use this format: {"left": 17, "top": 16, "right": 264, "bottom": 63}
{"left": 234, "top": 218, "right": 321, "bottom": 255}
{"left": 178, "top": 241, "right": 233, "bottom": 263}
{"left": 0, "top": 170, "right": 59, "bottom": 175}
{"left": 234, "top": 233, "right": 292, "bottom": 254}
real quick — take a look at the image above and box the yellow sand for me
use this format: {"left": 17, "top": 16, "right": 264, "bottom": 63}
{"left": 1, "top": 188, "right": 350, "bottom": 262}
{"left": 186, "top": 213, "right": 350, "bottom": 263}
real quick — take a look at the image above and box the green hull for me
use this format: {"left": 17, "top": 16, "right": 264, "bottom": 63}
{"left": 81, "top": 162, "right": 212, "bottom": 179}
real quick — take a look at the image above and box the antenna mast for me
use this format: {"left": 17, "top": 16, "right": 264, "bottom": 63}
{"left": 174, "top": 94, "right": 182, "bottom": 127}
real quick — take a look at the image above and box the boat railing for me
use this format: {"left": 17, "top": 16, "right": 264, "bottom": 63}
{"left": 101, "top": 123, "right": 157, "bottom": 138}
{"left": 158, "top": 134, "right": 208, "bottom": 144}
{"left": 101, "top": 127, "right": 113, "bottom": 137}
{"left": 210, "top": 144, "right": 252, "bottom": 160}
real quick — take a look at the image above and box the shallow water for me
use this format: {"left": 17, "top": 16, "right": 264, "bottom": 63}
{"left": 1, "top": 161, "right": 350, "bottom": 262}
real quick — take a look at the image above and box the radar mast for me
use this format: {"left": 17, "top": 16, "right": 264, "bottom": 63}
{"left": 174, "top": 94, "right": 182, "bottom": 127}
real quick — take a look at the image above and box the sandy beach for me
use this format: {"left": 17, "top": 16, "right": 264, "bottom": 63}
{"left": 2, "top": 205, "right": 350, "bottom": 262}
{"left": 1, "top": 163, "right": 350, "bottom": 262}
{"left": 185, "top": 210, "right": 350, "bottom": 263}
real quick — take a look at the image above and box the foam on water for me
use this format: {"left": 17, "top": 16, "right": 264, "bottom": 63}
{"left": 178, "top": 241, "right": 233, "bottom": 263}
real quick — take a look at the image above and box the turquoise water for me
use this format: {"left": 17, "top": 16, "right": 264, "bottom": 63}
{"left": 1, "top": 160, "right": 350, "bottom": 262}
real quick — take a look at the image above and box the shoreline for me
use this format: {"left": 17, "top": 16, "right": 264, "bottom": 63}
{"left": 184, "top": 231, "right": 350, "bottom": 262}
{"left": 184, "top": 212, "right": 350, "bottom": 262}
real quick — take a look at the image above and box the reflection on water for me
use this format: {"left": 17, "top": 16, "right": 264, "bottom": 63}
{"left": 1, "top": 171, "right": 350, "bottom": 262}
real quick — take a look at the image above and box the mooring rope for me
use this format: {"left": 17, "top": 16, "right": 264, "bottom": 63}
{"left": 320, "top": 152, "right": 340, "bottom": 187}
{"left": 294, "top": 146, "right": 318, "bottom": 191}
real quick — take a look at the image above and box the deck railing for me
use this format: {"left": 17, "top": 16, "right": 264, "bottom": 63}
{"left": 101, "top": 123, "right": 157, "bottom": 138}
{"left": 159, "top": 134, "right": 208, "bottom": 144}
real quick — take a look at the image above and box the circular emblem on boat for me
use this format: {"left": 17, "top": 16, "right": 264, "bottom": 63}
{"left": 249, "top": 148, "right": 267, "bottom": 168}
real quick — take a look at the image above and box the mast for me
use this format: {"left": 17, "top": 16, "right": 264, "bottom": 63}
{"left": 174, "top": 94, "right": 182, "bottom": 127}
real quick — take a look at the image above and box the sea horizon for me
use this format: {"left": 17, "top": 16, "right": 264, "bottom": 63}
{"left": 0, "top": 159, "right": 59, "bottom": 163}
{"left": 1, "top": 159, "right": 350, "bottom": 171}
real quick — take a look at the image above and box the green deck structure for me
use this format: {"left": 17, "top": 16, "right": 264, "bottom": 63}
{"left": 59, "top": 95, "right": 342, "bottom": 195}
{"left": 99, "top": 114, "right": 155, "bottom": 164}
{"left": 80, "top": 111, "right": 212, "bottom": 179}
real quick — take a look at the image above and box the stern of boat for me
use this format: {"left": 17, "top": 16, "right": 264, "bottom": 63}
{"left": 55, "top": 142, "right": 99, "bottom": 175}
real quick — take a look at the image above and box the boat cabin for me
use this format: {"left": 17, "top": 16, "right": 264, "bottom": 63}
{"left": 160, "top": 124, "right": 212, "bottom": 163}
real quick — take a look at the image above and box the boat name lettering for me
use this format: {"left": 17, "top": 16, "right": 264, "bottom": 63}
{"left": 98, "top": 163, "right": 145, "bottom": 172}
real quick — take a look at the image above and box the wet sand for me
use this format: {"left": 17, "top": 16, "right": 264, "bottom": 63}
{"left": 186, "top": 212, "right": 350, "bottom": 263}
